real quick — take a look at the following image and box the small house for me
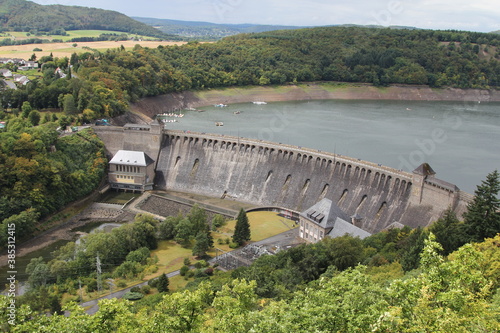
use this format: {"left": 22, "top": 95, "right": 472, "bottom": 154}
{"left": 0, "top": 69, "right": 13, "bottom": 77}
{"left": 13, "top": 74, "right": 29, "bottom": 85}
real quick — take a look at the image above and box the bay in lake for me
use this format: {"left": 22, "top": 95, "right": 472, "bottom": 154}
{"left": 165, "top": 99, "right": 500, "bottom": 194}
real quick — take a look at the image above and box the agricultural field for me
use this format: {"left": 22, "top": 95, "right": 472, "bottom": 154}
{"left": 0, "top": 40, "right": 187, "bottom": 59}
{"left": 0, "top": 30, "right": 157, "bottom": 42}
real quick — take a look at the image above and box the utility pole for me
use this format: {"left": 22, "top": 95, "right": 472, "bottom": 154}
{"left": 96, "top": 253, "right": 102, "bottom": 294}
{"left": 79, "top": 279, "right": 82, "bottom": 304}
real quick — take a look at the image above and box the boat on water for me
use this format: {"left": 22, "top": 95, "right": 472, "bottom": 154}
{"left": 215, "top": 122, "right": 224, "bottom": 126}
{"left": 253, "top": 101, "right": 267, "bottom": 105}
{"left": 215, "top": 104, "right": 228, "bottom": 107}
{"left": 157, "top": 112, "right": 184, "bottom": 118}
{"left": 233, "top": 111, "right": 241, "bottom": 114}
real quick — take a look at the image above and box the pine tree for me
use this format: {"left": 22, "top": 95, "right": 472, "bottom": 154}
{"left": 232, "top": 209, "right": 251, "bottom": 246}
{"left": 463, "top": 170, "right": 500, "bottom": 242}
{"left": 156, "top": 273, "right": 169, "bottom": 293}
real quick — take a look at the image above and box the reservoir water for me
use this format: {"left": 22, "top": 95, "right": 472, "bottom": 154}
{"left": 166, "top": 99, "right": 500, "bottom": 194}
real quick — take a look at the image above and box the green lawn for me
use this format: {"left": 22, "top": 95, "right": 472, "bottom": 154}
{"left": 210, "top": 211, "right": 297, "bottom": 254}
{"left": 145, "top": 240, "right": 193, "bottom": 280}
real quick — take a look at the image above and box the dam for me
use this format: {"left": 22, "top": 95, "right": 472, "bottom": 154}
{"left": 94, "top": 124, "right": 471, "bottom": 233}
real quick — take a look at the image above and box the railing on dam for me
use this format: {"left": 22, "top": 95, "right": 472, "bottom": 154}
{"left": 164, "top": 129, "right": 414, "bottom": 182}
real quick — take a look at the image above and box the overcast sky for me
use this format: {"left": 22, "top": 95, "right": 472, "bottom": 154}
{"left": 31, "top": 0, "right": 500, "bottom": 32}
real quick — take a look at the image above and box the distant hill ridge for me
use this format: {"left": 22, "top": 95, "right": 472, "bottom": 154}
{"left": 133, "top": 17, "right": 426, "bottom": 40}
{"left": 0, "top": 0, "right": 171, "bottom": 38}
{"left": 132, "top": 16, "right": 307, "bottom": 39}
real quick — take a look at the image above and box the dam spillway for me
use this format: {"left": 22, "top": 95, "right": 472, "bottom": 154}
{"left": 152, "top": 129, "right": 470, "bottom": 233}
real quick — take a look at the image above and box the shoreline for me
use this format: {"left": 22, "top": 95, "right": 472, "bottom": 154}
{"left": 128, "top": 82, "right": 500, "bottom": 120}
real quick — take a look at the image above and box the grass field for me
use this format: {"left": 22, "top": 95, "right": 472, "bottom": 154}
{"left": 144, "top": 240, "right": 193, "bottom": 280}
{"left": 210, "top": 211, "right": 296, "bottom": 254}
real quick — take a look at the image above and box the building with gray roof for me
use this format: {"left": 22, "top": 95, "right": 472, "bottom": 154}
{"left": 299, "top": 198, "right": 371, "bottom": 242}
{"left": 108, "top": 150, "right": 155, "bottom": 192}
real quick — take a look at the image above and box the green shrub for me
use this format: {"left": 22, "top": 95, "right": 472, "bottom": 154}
{"left": 141, "top": 285, "right": 151, "bottom": 294}
{"left": 194, "top": 269, "right": 208, "bottom": 278}
{"left": 194, "top": 260, "right": 208, "bottom": 269}
{"left": 130, "top": 286, "right": 141, "bottom": 293}
{"left": 122, "top": 291, "right": 144, "bottom": 301}
{"left": 180, "top": 265, "right": 190, "bottom": 276}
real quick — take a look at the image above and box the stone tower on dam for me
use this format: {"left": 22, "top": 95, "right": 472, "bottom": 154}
{"left": 95, "top": 126, "right": 471, "bottom": 233}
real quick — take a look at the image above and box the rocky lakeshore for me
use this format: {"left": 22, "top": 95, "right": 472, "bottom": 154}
{"left": 126, "top": 83, "right": 500, "bottom": 123}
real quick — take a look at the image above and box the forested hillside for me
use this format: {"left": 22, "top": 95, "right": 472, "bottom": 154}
{"left": 0, "top": 0, "right": 168, "bottom": 38}
{"left": 133, "top": 16, "right": 306, "bottom": 40}
{"left": 0, "top": 122, "right": 107, "bottom": 247}
{"left": 1, "top": 232, "right": 500, "bottom": 331}
{"left": 2, "top": 26, "right": 500, "bottom": 121}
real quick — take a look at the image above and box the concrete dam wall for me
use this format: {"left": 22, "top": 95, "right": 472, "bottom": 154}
{"left": 154, "top": 130, "right": 470, "bottom": 233}
{"left": 93, "top": 124, "right": 470, "bottom": 233}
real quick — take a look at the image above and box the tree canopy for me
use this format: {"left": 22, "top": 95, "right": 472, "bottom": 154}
{"left": 2, "top": 233, "right": 500, "bottom": 332}
{"left": 463, "top": 170, "right": 500, "bottom": 242}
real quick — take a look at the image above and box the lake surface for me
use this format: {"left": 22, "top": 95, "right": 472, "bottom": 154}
{"left": 165, "top": 99, "right": 500, "bottom": 194}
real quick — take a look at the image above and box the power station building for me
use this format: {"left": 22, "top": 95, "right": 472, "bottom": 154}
{"left": 108, "top": 150, "right": 155, "bottom": 192}
{"left": 299, "top": 198, "right": 371, "bottom": 242}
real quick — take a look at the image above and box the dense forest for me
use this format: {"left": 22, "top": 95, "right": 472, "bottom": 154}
{"left": 0, "top": 0, "right": 169, "bottom": 38}
{"left": 2, "top": 26, "right": 500, "bottom": 121}
{"left": 0, "top": 122, "right": 107, "bottom": 247}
